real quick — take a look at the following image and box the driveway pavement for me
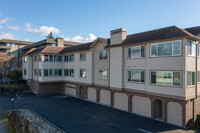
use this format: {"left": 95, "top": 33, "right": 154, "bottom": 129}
{"left": 0, "top": 92, "right": 196, "bottom": 133}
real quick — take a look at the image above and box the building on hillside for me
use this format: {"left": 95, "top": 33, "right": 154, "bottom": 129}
{"left": 22, "top": 25, "right": 200, "bottom": 128}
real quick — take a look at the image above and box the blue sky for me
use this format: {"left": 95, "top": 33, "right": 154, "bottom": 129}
{"left": 0, "top": 0, "right": 200, "bottom": 42}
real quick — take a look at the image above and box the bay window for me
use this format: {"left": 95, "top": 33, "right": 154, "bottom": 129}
{"left": 127, "top": 70, "right": 145, "bottom": 83}
{"left": 150, "top": 40, "right": 181, "bottom": 57}
{"left": 187, "top": 71, "right": 196, "bottom": 86}
{"left": 150, "top": 71, "right": 181, "bottom": 86}
{"left": 128, "top": 46, "right": 145, "bottom": 58}
{"left": 187, "top": 40, "right": 196, "bottom": 56}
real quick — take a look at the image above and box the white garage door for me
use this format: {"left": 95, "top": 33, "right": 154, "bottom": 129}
{"left": 114, "top": 93, "right": 128, "bottom": 111}
{"left": 87, "top": 87, "right": 96, "bottom": 102}
{"left": 64, "top": 84, "right": 76, "bottom": 96}
{"left": 100, "top": 90, "right": 111, "bottom": 106}
{"left": 167, "top": 102, "right": 182, "bottom": 127}
{"left": 132, "top": 96, "right": 151, "bottom": 117}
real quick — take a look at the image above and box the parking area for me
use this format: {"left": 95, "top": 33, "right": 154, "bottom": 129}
{"left": 0, "top": 92, "right": 194, "bottom": 133}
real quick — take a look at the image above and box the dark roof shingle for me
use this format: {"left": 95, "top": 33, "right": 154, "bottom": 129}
{"left": 185, "top": 26, "right": 200, "bottom": 36}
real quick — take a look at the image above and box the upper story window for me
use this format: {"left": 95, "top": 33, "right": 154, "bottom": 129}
{"left": 99, "top": 50, "right": 108, "bottom": 60}
{"left": 11, "top": 43, "right": 15, "bottom": 47}
{"left": 54, "top": 69, "right": 62, "bottom": 76}
{"left": 24, "top": 56, "right": 27, "bottom": 62}
{"left": 34, "top": 56, "right": 37, "bottom": 62}
{"left": 187, "top": 71, "right": 196, "bottom": 86}
{"left": 54, "top": 55, "right": 62, "bottom": 62}
{"left": 150, "top": 71, "right": 181, "bottom": 87}
{"left": 7, "top": 43, "right": 10, "bottom": 47}
{"left": 187, "top": 40, "right": 196, "bottom": 56}
{"left": 34, "top": 69, "right": 37, "bottom": 76}
{"left": 24, "top": 69, "right": 26, "bottom": 75}
{"left": 38, "top": 55, "right": 42, "bottom": 62}
{"left": 80, "top": 69, "right": 86, "bottom": 78}
{"left": 64, "top": 69, "right": 74, "bottom": 77}
{"left": 64, "top": 54, "right": 74, "bottom": 62}
{"left": 44, "top": 69, "right": 49, "bottom": 77}
{"left": 52, "top": 44, "right": 56, "bottom": 47}
{"left": 80, "top": 53, "right": 86, "bottom": 61}
{"left": 127, "top": 70, "right": 145, "bottom": 83}
{"left": 150, "top": 40, "right": 181, "bottom": 57}
{"left": 39, "top": 69, "right": 42, "bottom": 77}
{"left": 99, "top": 69, "right": 108, "bottom": 80}
{"left": 128, "top": 46, "right": 145, "bottom": 58}
{"left": 44, "top": 55, "right": 49, "bottom": 62}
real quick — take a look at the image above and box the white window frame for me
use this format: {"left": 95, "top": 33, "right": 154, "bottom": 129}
{"left": 150, "top": 40, "right": 182, "bottom": 57}
{"left": 127, "top": 69, "right": 145, "bottom": 83}
{"left": 99, "top": 50, "right": 108, "bottom": 60}
{"left": 128, "top": 45, "right": 145, "bottom": 59}
{"left": 187, "top": 71, "right": 196, "bottom": 86}
{"left": 99, "top": 69, "right": 108, "bottom": 80}
{"left": 187, "top": 40, "right": 196, "bottom": 56}
{"left": 150, "top": 71, "right": 181, "bottom": 87}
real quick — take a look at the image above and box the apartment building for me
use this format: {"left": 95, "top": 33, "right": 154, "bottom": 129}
{"left": 0, "top": 39, "right": 34, "bottom": 67}
{"left": 22, "top": 25, "right": 200, "bottom": 128}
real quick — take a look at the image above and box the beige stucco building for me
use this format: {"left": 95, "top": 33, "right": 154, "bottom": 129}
{"left": 22, "top": 25, "right": 200, "bottom": 128}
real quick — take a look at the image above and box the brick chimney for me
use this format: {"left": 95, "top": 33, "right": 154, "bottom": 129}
{"left": 57, "top": 37, "right": 64, "bottom": 47}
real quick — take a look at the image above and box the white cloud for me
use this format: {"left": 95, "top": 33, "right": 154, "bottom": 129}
{"left": 8, "top": 25, "right": 20, "bottom": 31}
{"left": 65, "top": 33, "right": 97, "bottom": 43}
{"left": 24, "top": 38, "right": 30, "bottom": 41}
{"left": 0, "top": 33, "right": 15, "bottom": 40}
{"left": 25, "top": 23, "right": 60, "bottom": 36}
{"left": 0, "top": 17, "right": 9, "bottom": 28}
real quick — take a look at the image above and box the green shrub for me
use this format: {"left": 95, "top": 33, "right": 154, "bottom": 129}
{"left": 195, "top": 113, "right": 200, "bottom": 128}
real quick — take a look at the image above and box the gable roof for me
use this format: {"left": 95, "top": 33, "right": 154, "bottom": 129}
{"left": 120, "top": 26, "right": 199, "bottom": 46}
{"left": 185, "top": 26, "right": 200, "bottom": 36}
{"left": 60, "top": 41, "right": 94, "bottom": 54}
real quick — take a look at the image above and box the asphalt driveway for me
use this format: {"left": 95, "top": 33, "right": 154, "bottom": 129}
{"left": 0, "top": 92, "right": 195, "bottom": 133}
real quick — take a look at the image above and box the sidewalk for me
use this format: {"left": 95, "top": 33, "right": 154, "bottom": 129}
{"left": 0, "top": 107, "right": 10, "bottom": 133}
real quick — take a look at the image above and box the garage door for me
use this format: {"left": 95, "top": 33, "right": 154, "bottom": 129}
{"left": 100, "top": 90, "right": 111, "bottom": 106}
{"left": 87, "top": 87, "right": 96, "bottom": 102}
{"left": 132, "top": 96, "right": 151, "bottom": 117}
{"left": 64, "top": 84, "right": 76, "bottom": 96}
{"left": 167, "top": 102, "right": 182, "bottom": 127}
{"left": 114, "top": 93, "right": 128, "bottom": 111}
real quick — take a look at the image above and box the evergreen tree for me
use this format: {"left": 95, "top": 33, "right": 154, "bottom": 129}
{"left": 46, "top": 32, "right": 54, "bottom": 39}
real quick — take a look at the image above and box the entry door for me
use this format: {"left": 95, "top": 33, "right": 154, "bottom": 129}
{"left": 80, "top": 86, "right": 87, "bottom": 99}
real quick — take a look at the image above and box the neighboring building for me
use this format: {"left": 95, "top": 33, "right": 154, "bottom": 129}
{"left": 0, "top": 39, "right": 34, "bottom": 67}
{"left": 22, "top": 25, "right": 200, "bottom": 128}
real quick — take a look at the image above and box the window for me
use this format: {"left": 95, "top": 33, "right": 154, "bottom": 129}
{"left": 39, "top": 69, "right": 41, "bottom": 77}
{"left": 34, "top": 69, "right": 37, "bottom": 76}
{"left": 128, "top": 46, "right": 145, "bottom": 58}
{"left": 64, "top": 54, "right": 74, "bottom": 62}
{"left": 187, "top": 40, "right": 196, "bottom": 56}
{"left": 64, "top": 69, "right": 74, "bottom": 77}
{"left": 187, "top": 71, "right": 196, "bottom": 86}
{"left": 54, "top": 69, "right": 62, "bottom": 76}
{"left": 80, "top": 69, "right": 86, "bottom": 78}
{"left": 38, "top": 55, "right": 42, "bottom": 62}
{"left": 127, "top": 70, "right": 145, "bottom": 83}
{"left": 52, "top": 44, "right": 56, "bottom": 47}
{"left": 7, "top": 43, "right": 10, "bottom": 47}
{"left": 198, "top": 45, "right": 200, "bottom": 57}
{"left": 150, "top": 40, "right": 181, "bottom": 57}
{"left": 49, "top": 55, "right": 53, "bottom": 62}
{"left": 24, "top": 69, "right": 26, "bottom": 75}
{"left": 24, "top": 57, "right": 27, "bottom": 62}
{"left": 44, "top": 69, "right": 49, "bottom": 77}
{"left": 80, "top": 53, "right": 86, "bottom": 61}
{"left": 49, "top": 69, "right": 53, "bottom": 76}
{"left": 34, "top": 56, "right": 37, "bottom": 62}
{"left": 44, "top": 55, "right": 49, "bottom": 62}
{"left": 150, "top": 71, "right": 181, "bottom": 86}
{"left": 54, "top": 55, "right": 62, "bottom": 62}
{"left": 99, "top": 69, "right": 108, "bottom": 80}
{"left": 99, "top": 50, "right": 108, "bottom": 60}
{"left": 11, "top": 43, "right": 15, "bottom": 47}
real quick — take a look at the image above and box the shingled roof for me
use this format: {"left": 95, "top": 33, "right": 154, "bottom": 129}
{"left": 59, "top": 41, "right": 94, "bottom": 54}
{"left": 0, "top": 39, "right": 34, "bottom": 45}
{"left": 24, "top": 46, "right": 64, "bottom": 55}
{"left": 185, "top": 26, "right": 200, "bottom": 36}
{"left": 120, "top": 26, "right": 199, "bottom": 46}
